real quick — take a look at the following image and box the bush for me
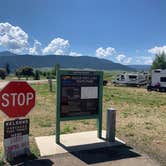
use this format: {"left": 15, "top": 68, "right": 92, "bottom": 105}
{"left": 15, "top": 68, "right": 21, "bottom": 79}
{"left": 5, "top": 63, "right": 10, "bottom": 75}
{"left": 15, "top": 66, "right": 34, "bottom": 80}
{"left": 34, "top": 70, "right": 40, "bottom": 80}
{"left": 0, "top": 68, "right": 7, "bottom": 80}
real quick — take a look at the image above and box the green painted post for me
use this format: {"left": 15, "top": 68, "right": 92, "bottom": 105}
{"left": 56, "top": 67, "right": 60, "bottom": 144}
{"left": 97, "top": 71, "right": 103, "bottom": 138}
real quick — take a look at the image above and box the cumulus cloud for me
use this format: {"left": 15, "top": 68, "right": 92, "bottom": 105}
{"left": 0, "top": 22, "right": 29, "bottom": 53}
{"left": 116, "top": 54, "right": 126, "bottom": 62}
{"left": 29, "top": 40, "right": 42, "bottom": 55}
{"left": 123, "top": 57, "right": 133, "bottom": 64}
{"left": 116, "top": 54, "right": 132, "bottom": 64}
{"left": 69, "top": 51, "right": 82, "bottom": 56}
{"left": 148, "top": 45, "right": 166, "bottom": 54}
{"left": 96, "top": 47, "right": 116, "bottom": 58}
{"left": 135, "top": 56, "right": 153, "bottom": 65}
{"left": 43, "top": 37, "right": 70, "bottom": 55}
{"left": 0, "top": 22, "right": 154, "bottom": 66}
{"left": 117, "top": 55, "right": 152, "bottom": 65}
{"left": 0, "top": 23, "right": 78, "bottom": 56}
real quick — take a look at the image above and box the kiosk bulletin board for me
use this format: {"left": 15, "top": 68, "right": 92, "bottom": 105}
{"left": 56, "top": 69, "right": 103, "bottom": 143}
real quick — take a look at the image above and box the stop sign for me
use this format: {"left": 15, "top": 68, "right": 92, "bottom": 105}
{"left": 0, "top": 81, "right": 35, "bottom": 118}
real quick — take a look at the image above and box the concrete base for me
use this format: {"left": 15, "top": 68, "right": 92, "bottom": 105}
{"left": 35, "top": 130, "right": 125, "bottom": 157}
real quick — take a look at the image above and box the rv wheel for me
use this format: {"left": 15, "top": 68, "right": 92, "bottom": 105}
{"left": 156, "top": 88, "right": 160, "bottom": 92}
{"left": 160, "top": 87, "right": 165, "bottom": 92}
{"left": 147, "top": 86, "right": 151, "bottom": 91}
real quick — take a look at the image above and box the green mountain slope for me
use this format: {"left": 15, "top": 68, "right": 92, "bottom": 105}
{"left": 0, "top": 51, "right": 134, "bottom": 71}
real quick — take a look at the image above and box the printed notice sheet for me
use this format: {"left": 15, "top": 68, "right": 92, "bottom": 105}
{"left": 81, "top": 87, "right": 98, "bottom": 99}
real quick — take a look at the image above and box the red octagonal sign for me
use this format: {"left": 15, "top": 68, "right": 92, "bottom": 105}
{"left": 0, "top": 81, "right": 35, "bottom": 118}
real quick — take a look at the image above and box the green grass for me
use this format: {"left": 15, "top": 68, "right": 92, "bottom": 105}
{"left": 103, "top": 85, "right": 166, "bottom": 166}
{"left": 103, "top": 70, "right": 122, "bottom": 81}
{"left": 0, "top": 72, "right": 166, "bottom": 165}
{"left": 0, "top": 161, "right": 5, "bottom": 166}
{"left": 61, "top": 125, "right": 76, "bottom": 134}
{"left": 104, "top": 86, "right": 166, "bottom": 107}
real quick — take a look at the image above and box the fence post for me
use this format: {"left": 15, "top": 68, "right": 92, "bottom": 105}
{"left": 106, "top": 108, "right": 116, "bottom": 142}
{"left": 48, "top": 78, "right": 52, "bottom": 92}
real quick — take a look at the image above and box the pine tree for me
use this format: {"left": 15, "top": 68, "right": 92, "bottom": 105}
{"left": 151, "top": 52, "right": 166, "bottom": 70}
{"left": 5, "top": 63, "right": 10, "bottom": 75}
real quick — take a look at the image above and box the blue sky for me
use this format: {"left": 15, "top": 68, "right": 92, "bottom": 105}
{"left": 0, "top": 0, "right": 166, "bottom": 65}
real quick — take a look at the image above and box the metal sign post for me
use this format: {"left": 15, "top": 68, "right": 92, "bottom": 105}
{"left": 56, "top": 69, "right": 103, "bottom": 144}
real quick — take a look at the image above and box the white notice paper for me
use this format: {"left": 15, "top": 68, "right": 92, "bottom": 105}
{"left": 81, "top": 87, "right": 98, "bottom": 99}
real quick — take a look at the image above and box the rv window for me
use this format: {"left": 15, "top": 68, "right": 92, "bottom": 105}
{"left": 121, "top": 75, "right": 125, "bottom": 80}
{"left": 160, "top": 77, "right": 166, "bottom": 82}
{"left": 129, "top": 75, "right": 137, "bottom": 79}
{"left": 154, "top": 70, "right": 161, "bottom": 73}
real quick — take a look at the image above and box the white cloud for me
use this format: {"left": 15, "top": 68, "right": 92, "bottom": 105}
{"left": 0, "top": 22, "right": 29, "bottom": 53}
{"left": 148, "top": 45, "right": 166, "bottom": 54}
{"left": 96, "top": 47, "right": 116, "bottom": 58}
{"left": 43, "top": 37, "right": 70, "bottom": 55}
{"left": 29, "top": 40, "right": 42, "bottom": 55}
{"left": 116, "top": 54, "right": 126, "bottom": 62}
{"left": 135, "top": 56, "right": 153, "bottom": 65}
{"left": 116, "top": 55, "right": 152, "bottom": 65}
{"left": 116, "top": 54, "right": 132, "bottom": 64}
{"left": 0, "top": 22, "right": 154, "bottom": 66}
{"left": 69, "top": 51, "right": 82, "bottom": 56}
{"left": 123, "top": 57, "right": 133, "bottom": 64}
{"left": 0, "top": 23, "right": 71, "bottom": 55}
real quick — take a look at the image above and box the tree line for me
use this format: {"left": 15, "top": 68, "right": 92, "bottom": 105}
{"left": 151, "top": 52, "right": 166, "bottom": 70}
{"left": 0, "top": 64, "right": 59, "bottom": 80}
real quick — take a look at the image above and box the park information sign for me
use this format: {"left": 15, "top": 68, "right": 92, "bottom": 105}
{"left": 56, "top": 69, "right": 103, "bottom": 143}
{"left": 4, "top": 119, "right": 29, "bottom": 159}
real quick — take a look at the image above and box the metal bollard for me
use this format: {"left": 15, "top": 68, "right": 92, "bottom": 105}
{"left": 106, "top": 108, "right": 116, "bottom": 142}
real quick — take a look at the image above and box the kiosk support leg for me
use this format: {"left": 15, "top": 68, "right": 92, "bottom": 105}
{"left": 56, "top": 120, "right": 60, "bottom": 144}
{"left": 97, "top": 116, "right": 102, "bottom": 138}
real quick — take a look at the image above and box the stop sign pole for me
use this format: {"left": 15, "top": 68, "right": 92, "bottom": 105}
{"left": 0, "top": 81, "right": 35, "bottom": 118}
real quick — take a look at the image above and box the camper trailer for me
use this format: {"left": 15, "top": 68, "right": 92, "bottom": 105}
{"left": 113, "top": 72, "right": 148, "bottom": 86}
{"left": 147, "top": 69, "right": 166, "bottom": 92}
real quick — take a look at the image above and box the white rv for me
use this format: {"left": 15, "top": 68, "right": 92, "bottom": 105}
{"left": 113, "top": 72, "right": 148, "bottom": 86}
{"left": 147, "top": 69, "right": 166, "bottom": 91}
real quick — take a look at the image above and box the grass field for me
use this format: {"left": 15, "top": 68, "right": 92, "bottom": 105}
{"left": 0, "top": 76, "right": 166, "bottom": 165}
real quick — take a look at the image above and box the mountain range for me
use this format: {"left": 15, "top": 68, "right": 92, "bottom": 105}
{"left": 128, "top": 65, "right": 151, "bottom": 71}
{"left": 0, "top": 51, "right": 151, "bottom": 72}
{"left": 0, "top": 51, "right": 134, "bottom": 72}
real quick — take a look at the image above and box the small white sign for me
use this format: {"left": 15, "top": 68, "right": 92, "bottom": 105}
{"left": 81, "top": 87, "right": 98, "bottom": 99}
{"left": 4, "top": 135, "right": 29, "bottom": 158}
{"left": 3, "top": 119, "right": 30, "bottom": 160}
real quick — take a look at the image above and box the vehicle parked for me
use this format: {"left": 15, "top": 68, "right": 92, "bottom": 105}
{"left": 147, "top": 69, "right": 166, "bottom": 92}
{"left": 113, "top": 72, "right": 148, "bottom": 86}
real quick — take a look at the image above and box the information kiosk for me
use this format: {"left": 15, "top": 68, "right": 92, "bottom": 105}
{"left": 56, "top": 69, "right": 103, "bottom": 143}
